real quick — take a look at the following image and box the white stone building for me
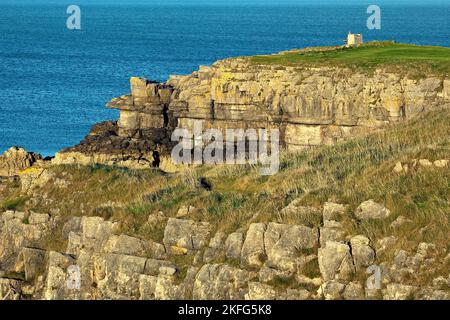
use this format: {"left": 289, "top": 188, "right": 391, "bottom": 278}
{"left": 346, "top": 32, "right": 363, "bottom": 47}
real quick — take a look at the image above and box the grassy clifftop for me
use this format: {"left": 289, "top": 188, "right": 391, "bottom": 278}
{"left": 250, "top": 42, "right": 450, "bottom": 78}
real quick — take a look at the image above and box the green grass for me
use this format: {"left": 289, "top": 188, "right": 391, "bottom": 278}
{"left": 1, "top": 196, "right": 29, "bottom": 211}
{"left": 250, "top": 42, "right": 450, "bottom": 78}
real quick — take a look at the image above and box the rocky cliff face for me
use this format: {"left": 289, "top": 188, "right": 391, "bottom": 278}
{"left": 167, "top": 59, "right": 447, "bottom": 151}
{"left": 54, "top": 55, "right": 450, "bottom": 168}
{"left": 1, "top": 200, "right": 448, "bottom": 300}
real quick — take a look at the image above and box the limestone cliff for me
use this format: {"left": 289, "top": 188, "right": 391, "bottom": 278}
{"left": 54, "top": 51, "right": 450, "bottom": 168}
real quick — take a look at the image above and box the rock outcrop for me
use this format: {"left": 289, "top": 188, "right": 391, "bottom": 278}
{"left": 0, "top": 197, "right": 448, "bottom": 300}
{"left": 53, "top": 51, "right": 450, "bottom": 170}
{"left": 355, "top": 200, "right": 391, "bottom": 220}
{"left": 0, "top": 147, "right": 42, "bottom": 177}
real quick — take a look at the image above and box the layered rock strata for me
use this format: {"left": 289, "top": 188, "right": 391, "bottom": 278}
{"left": 54, "top": 55, "right": 450, "bottom": 168}
{"left": 1, "top": 200, "right": 448, "bottom": 300}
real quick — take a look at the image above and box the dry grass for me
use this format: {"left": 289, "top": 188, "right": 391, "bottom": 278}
{"left": 3, "top": 110, "right": 449, "bottom": 265}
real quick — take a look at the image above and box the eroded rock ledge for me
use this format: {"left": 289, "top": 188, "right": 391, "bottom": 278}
{"left": 54, "top": 54, "right": 450, "bottom": 169}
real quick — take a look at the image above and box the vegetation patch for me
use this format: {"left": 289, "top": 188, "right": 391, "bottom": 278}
{"left": 250, "top": 42, "right": 450, "bottom": 78}
{"left": 1, "top": 196, "right": 29, "bottom": 211}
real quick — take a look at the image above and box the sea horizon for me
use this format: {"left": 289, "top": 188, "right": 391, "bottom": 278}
{"left": 1, "top": 3, "right": 449, "bottom": 156}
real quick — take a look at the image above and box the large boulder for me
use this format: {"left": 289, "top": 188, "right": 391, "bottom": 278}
{"left": 81, "top": 216, "right": 117, "bottom": 241}
{"left": 318, "top": 241, "right": 355, "bottom": 281}
{"left": 225, "top": 232, "right": 244, "bottom": 260}
{"left": 43, "top": 251, "right": 79, "bottom": 300}
{"left": 320, "top": 220, "right": 346, "bottom": 247}
{"left": 265, "top": 223, "right": 319, "bottom": 272}
{"left": 263, "top": 223, "right": 290, "bottom": 252}
{"left": 139, "top": 265, "right": 197, "bottom": 300}
{"left": 350, "top": 235, "right": 376, "bottom": 269}
{"left": 66, "top": 216, "right": 118, "bottom": 255}
{"left": 66, "top": 216, "right": 118, "bottom": 256}
{"left": 163, "top": 218, "right": 211, "bottom": 254}
{"left": 19, "top": 168, "right": 54, "bottom": 193}
{"left": 92, "top": 253, "right": 148, "bottom": 300}
{"left": 61, "top": 217, "right": 82, "bottom": 240}
{"left": 193, "top": 264, "right": 251, "bottom": 300}
{"left": 28, "top": 212, "right": 50, "bottom": 225}
{"left": 104, "top": 234, "right": 166, "bottom": 260}
{"left": 0, "top": 147, "right": 41, "bottom": 177}
{"left": 0, "top": 211, "right": 54, "bottom": 271}
{"left": 203, "top": 231, "right": 227, "bottom": 263}
{"left": 355, "top": 200, "right": 391, "bottom": 220}
{"left": 17, "top": 247, "right": 47, "bottom": 281}
{"left": 241, "top": 223, "right": 267, "bottom": 268}
{"left": 130, "top": 77, "right": 152, "bottom": 98}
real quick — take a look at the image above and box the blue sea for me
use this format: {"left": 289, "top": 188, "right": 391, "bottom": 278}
{"left": 0, "top": 3, "right": 449, "bottom": 156}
